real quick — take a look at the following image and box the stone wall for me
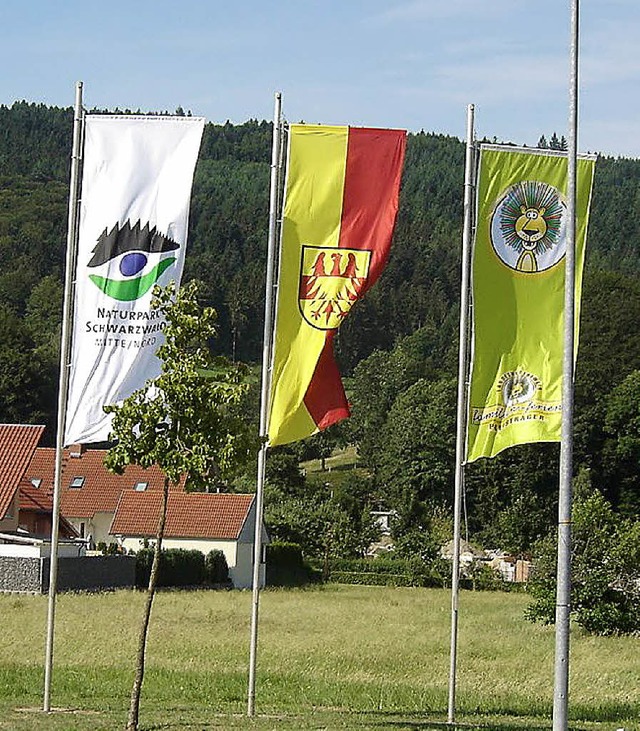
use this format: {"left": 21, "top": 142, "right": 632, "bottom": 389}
{"left": 0, "top": 556, "right": 41, "bottom": 593}
{"left": 0, "top": 555, "right": 136, "bottom": 593}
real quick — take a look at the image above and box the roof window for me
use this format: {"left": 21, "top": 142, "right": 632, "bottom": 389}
{"left": 30, "top": 478, "right": 42, "bottom": 488}
{"left": 134, "top": 481, "right": 148, "bottom": 492}
{"left": 70, "top": 476, "right": 85, "bottom": 489}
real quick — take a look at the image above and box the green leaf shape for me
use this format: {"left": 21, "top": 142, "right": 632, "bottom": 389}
{"left": 89, "top": 257, "right": 176, "bottom": 301}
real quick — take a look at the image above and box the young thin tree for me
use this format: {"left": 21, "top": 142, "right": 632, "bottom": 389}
{"left": 103, "top": 281, "right": 256, "bottom": 731}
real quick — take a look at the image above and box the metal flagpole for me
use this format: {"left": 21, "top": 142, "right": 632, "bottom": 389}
{"left": 447, "top": 103, "right": 476, "bottom": 725}
{"left": 553, "top": 1, "right": 579, "bottom": 729}
{"left": 44, "top": 80, "right": 84, "bottom": 713}
{"left": 247, "top": 91, "right": 283, "bottom": 717}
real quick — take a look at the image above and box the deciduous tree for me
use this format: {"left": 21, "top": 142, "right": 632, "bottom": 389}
{"left": 104, "top": 281, "right": 256, "bottom": 731}
{"left": 526, "top": 472, "right": 640, "bottom": 635}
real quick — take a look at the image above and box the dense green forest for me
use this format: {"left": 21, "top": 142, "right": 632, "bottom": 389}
{"left": 2, "top": 101, "right": 640, "bottom": 561}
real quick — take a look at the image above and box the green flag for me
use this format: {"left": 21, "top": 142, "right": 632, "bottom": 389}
{"left": 466, "top": 145, "right": 595, "bottom": 462}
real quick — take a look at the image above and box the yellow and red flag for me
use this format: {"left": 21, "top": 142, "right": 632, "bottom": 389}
{"left": 268, "top": 124, "right": 406, "bottom": 446}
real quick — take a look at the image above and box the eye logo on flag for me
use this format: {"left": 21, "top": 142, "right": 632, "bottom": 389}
{"left": 64, "top": 115, "right": 204, "bottom": 446}
{"left": 298, "top": 245, "right": 371, "bottom": 330}
{"left": 490, "top": 180, "right": 566, "bottom": 273}
{"left": 87, "top": 220, "right": 179, "bottom": 302}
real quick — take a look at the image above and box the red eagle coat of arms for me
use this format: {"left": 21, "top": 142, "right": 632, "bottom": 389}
{"left": 298, "top": 245, "right": 372, "bottom": 331}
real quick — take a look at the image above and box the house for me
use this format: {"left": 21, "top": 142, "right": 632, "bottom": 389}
{"left": 0, "top": 425, "right": 88, "bottom": 593}
{"left": 1, "top": 432, "right": 267, "bottom": 590}
{"left": 18, "top": 448, "right": 77, "bottom": 539}
{"left": 110, "top": 491, "right": 268, "bottom": 589}
{"left": 440, "top": 542, "right": 534, "bottom": 584}
{"left": 28, "top": 445, "right": 186, "bottom": 545}
{"left": 371, "top": 509, "right": 395, "bottom": 536}
{"left": 366, "top": 509, "right": 397, "bottom": 556}
{"left": 0, "top": 424, "right": 46, "bottom": 534}
{"left": 440, "top": 539, "right": 487, "bottom": 567}
{"left": 485, "top": 549, "right": 533, "bottom": 583}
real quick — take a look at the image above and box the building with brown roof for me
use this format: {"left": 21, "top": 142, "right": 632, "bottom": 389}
{"left": 15, "top": 446, "right": 184, "bottom": 543}
{"left": 1, "top": 431, "right": 266, "bottom": 590}
{"left": 0, "top": 424, "right": 46, "bottom": 533}
{"left": 110, "top": 491, "right": 267, "bottom": 588}
{"left": 24, "top": 445, "right": 186, "bottom": 545}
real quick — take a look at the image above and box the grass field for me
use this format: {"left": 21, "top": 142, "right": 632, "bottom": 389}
{"left": 300, "top": 445, "right": 359, "bottom": 474}
{"left": 0, "top": 585, "right": 637, "bottom": 730}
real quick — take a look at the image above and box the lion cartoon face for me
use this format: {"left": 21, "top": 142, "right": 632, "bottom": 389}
{"left": 491, "top": 180, "right": 565, "bottom": 273}
{"left": 514, "top": 206, "right": 548, "bottom": 250}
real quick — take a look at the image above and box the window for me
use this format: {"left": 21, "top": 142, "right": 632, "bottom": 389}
{"left": 70, "top": 476, "right": 85, "bottom": 489}
{"left": 134, "top": 481, "right": 148, "bottom": 492}
{"left": 31, "top": 478, "right": 42, "bottom": 489}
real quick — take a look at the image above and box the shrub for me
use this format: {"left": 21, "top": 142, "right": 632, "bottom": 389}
{"left": 466, "top": 561, "right": 506, "bottom": 591}
{"left": 163, "top": 549, "right": 206, "bottom": 587}
{"left": 205, "top": 549, "right": 230, "bottom": 585}
{"left": 135, "top": 547, "right": 206, "bottom": 588}
{"left": 96, "top": 541, "right": 120, "bottom": 555}
{"left": 135, "top": 547, "right": 154, "bottom": 588}
{"left": 266, "top": 542, "right": 315, "bottom": 586}
{"left": 319, "top": 555, "right": 449, "bottom": 588}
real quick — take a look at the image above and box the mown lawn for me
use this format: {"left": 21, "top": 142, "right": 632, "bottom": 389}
{"left": 0, "top": 585, "right": 637, "bottom": 730}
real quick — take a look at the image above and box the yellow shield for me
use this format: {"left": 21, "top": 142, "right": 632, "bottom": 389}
{"left": 298, "top": 245, "right": 371, "bottom": 331}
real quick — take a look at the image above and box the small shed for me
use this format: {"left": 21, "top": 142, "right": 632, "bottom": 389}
{"left": 110, "top": 491, "right": 269, "bottom": 589}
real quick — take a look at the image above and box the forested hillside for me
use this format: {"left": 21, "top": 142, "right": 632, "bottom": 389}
{"left": 2, "top": 101, "right": 640, "bottom": 556}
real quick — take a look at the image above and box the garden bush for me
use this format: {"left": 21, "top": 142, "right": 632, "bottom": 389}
{"left": 319, "top": 555, "right": 450, "bottom": 588}
{"left": 135, "top": 547, "right": 206, "bottom": 588}
{"left": 526, "top": 484, "right": 640, "bottom": 635}
{"left": 266, "top": 542, "right": 316, "bottom": 586}
{"left": 205, "top": 549, "right": 230, "bottom": 585}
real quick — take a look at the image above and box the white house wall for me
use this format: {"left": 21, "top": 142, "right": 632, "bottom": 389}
{"left": 233, "top": 541, "right": 264, "bottom": 589}
{"left": 0, "top": 542, "right": 85, "bottom": 558}
{"left": 237, "top": 503, "right": 270, "bottom": 546}
{"left": 67, "top": 512, "right": 115, "bottom": 546}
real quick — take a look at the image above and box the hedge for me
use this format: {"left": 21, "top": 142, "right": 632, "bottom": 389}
{"left": 315, "top": 556, "right": 451, "bottom": 589}
{"left": 266, "top": 542, "right": 317, "bottom": 586}
{"left": 135, "top": 547, "right": 230, "bottom": 588}
{"left": 205, "top": 549, "right": 230, "bottom": 585}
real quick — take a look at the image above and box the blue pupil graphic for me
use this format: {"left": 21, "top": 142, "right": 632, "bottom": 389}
{"left": 120, "top": 252, "right": 148, "bottom": 277}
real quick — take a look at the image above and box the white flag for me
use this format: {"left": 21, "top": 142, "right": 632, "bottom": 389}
{"left": 64, "top": 115, "right": 205, "bottom": 445}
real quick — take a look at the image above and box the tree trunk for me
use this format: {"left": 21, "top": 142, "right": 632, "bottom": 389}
{"left": 126, "top": 476, "right": 170, "bottom": 731}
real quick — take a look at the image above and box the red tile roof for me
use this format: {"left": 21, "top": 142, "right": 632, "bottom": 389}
{"left": 62, "top": 449, "right": 187, "bottom": 518}
{"left": 0, "top": 424, "right": 45, "bottom": 519}
{"left": 110, "top": 492, "right": 255, "bottom": 540}
{"left": 19, "top": 447, "right": 56, "bottom": 512}
{"left": 18, "top": 456, "right": 79, "bottom": 539}
{"left": 20, "top": 447, "right": 186, "bottom": 519}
